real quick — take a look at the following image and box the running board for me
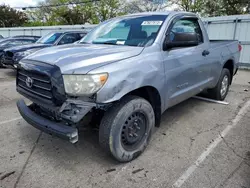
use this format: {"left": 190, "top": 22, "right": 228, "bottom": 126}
{"left": 192, "top": 96, "right": 229, "bottom": 105}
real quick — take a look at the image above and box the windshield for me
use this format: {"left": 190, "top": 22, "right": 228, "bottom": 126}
{"left": 36, "top": 32, "right": 62, "bottom": 44}
{"left": 80, "top": 15, "right": 167, "bottom": 47}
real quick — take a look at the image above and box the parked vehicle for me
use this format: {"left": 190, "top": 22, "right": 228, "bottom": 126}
{"left": 2, "top": 31, "right": 87, "bottom": 68}
{"left": 10, "top": 35, "right": 41, "bottom": 41}
{"left": 0, "top": 37, "right": 38, "bottom": 68}
{"left": 16, "top": 12, "right": 241, "bottom": 162}
{"left": 0, "top": 35, "right": 41, "bottom": 41}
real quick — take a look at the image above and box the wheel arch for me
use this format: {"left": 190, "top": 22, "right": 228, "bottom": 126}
{"left": 122, "top": 86, "right": 162, "bottom": 127}
{"left": 223, "top": 59, "right": 234, "bottom": 84}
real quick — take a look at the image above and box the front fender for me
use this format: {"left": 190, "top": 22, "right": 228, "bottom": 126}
{"left": 88, "top": 46, "right": 166, "bottom": 110}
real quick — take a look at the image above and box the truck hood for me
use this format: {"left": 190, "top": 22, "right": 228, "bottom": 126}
{"left": 25, "top": 44, "right": 144, "bottom": 74}
{"left": 4, "top": 43, "right": 52, "bottom": 53}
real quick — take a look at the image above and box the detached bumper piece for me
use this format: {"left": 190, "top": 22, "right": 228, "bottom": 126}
{"left": 2, "top": 59, "right": 17, "bottom": 68}
{"left": 17, "top": 99, "right": 78, "bottom": 143}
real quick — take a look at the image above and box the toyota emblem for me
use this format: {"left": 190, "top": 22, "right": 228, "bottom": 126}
{"left": 26, "top": 77, "right": 33, "bottom": 88}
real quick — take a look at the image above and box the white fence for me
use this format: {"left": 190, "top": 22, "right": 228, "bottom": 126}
{"left": 0, "top": 24, "right": 96, "bottom": 38}
{"left": 0, "top": 15, "right": 250, "bottom": 67}
{"left": 203, "top": 14, "right": 250, "bottom": 68}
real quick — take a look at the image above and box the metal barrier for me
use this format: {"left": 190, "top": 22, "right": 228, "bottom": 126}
{"left": 203, "top": 14, "right": 250, "bottom": 68}
{"left": 0, "top": 25, "right": 96, "bottom": 38}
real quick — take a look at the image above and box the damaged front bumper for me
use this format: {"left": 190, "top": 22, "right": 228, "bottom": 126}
{"left": 17, "top": 99, "right": 90, "bottom": 143}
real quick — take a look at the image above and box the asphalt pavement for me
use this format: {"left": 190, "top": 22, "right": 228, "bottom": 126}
{"left": 0, "top": 68, "right": 249, "bottom": 188}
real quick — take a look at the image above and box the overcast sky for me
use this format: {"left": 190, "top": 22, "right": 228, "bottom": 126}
{"left": 0, "top": 0, "right": 41, "bottom": 8}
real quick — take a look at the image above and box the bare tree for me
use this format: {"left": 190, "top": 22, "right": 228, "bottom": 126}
{"left": 169, "top": 0, "right": 206, "bottom": 13}
{"left": 125, "top": 0, "right": 173, "bottom": 13}
{"left": 171, "top": 0, "right": 250, "bottom": 16}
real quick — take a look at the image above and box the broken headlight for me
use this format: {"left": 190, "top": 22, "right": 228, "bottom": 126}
{"left": 63, "top": 73, "right": 108, "bottom": 96}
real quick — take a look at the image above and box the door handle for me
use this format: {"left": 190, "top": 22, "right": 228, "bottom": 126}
{"left": 202, "top": 50, "right": 210, "bottom": 56}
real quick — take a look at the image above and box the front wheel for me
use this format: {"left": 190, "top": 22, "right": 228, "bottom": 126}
{"left": 208, "top": 68, "right": 231, "bottom": 101}
{"left": 99, "top": 96, "right": 155, "bottom": 162}
{"left": 0, "top": 62, "right": 6, "bottom": 68}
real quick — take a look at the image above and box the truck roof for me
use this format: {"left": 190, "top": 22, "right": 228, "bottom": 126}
{"left": 123, "top": 11, "right": 197, "bottom": 17}
{"left": 47, "top": 31, "right": 88, "bottom": 34}
{"left": 63, "top": 30, "right": 88, "bottom": 33}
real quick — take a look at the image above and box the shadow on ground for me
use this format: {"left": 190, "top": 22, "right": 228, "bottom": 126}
{"left": 0, "top": 68, "right": 16, "bottom": 81}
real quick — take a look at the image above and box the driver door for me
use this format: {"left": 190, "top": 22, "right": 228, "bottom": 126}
{"left": 161, "top": 16, "right": 209, "bottom": 108}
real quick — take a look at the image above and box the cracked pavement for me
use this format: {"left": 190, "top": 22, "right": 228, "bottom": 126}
{"left": 182, "top": 107, "right": 250, "bottom": 188}
{"left": 0, "top": 69, "right": 249, "bottom": 188}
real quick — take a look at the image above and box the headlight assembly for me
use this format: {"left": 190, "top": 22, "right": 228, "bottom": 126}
{"left": 15, "top": 51, "right": 32, "bottom": 57}
{"left": 63, "top": 73, "right": 108, "bottom": 96}
{"left": 15, "top": 49, "right": 40, "bottom": 58}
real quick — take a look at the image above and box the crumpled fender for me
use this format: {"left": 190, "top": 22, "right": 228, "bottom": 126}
{"left": 88, "top": 46, "right": 166, "bottom": 112}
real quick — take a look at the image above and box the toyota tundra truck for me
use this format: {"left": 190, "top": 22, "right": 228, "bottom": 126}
{"left": 16, "top": 11, "right": 241, "bottom": 162}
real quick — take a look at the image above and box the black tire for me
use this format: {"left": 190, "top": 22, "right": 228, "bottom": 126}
{"left": 99, "top": 95, "right": 155, "bottom": 162}
{"left": 0, "top": 62, "right": 6, "bottom": 68}
{"left": 208, "top": 68, "right": 231, "bottom": 101}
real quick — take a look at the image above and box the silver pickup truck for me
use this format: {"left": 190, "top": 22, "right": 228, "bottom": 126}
{"left": 16, "top": 11, "right": 241, "bottom": 162}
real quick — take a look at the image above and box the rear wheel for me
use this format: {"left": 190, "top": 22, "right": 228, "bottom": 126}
{"left": 99, "top": 96, "right": 155, "bottom": 162}
{"left": 208, "top": 68, "right": 231, "bottom": 101}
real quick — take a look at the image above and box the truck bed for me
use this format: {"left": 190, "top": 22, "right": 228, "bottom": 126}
{"left": 209, "top": 40, "right": 239, "bottom": 49}
{"left": 209, "top": 40, "right": 240, "bottom": 60}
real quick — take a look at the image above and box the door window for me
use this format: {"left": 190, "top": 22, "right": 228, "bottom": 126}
{"left": 170, "top": 18, "right": 203, "bottom": 44}
{"left": 79, "top": 33, "right": 87, "bottom": 39}
{"left": 58, "top": 34, "right": 79, "bottom": 45}
{"left": 21, "top": 40, "right": 35, "bottom": 44}
{"left": 36, "top": 32, "right": 62, "bottom": 44}
{"left": 8, "top": 40, "right": 24, "bottom": 45}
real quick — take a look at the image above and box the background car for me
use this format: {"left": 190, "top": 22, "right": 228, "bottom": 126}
{"left": 10, "top": 35, "right": 41, "bottom": 41}
{"left": 2, "top": 31, "right": 88, "bottom": 68}
{"left": 0, "top": 37, "right": 38, "bottom": 68}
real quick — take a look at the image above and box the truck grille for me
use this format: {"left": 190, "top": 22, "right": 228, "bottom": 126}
{"left": 6, "top": 51, "right": 14, "bottom": 58}
{"left": 3, "top": 51, "right": 14, "bottom": 61}
{"left": 16, "top": 60, "right": 66, "bottom": 106}
{"left": 17, "top": 69, "right": 53, "bottom": 100}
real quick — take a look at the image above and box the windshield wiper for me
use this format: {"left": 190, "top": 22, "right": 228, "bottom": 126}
{"left": 102, "top": 42, "right": 117, "bottom": 45}
{"left": 93, "top": 42, "right": 117, "bottom": 45}
{"left": 79, "top": 41, "right": 91, "bottom": 44}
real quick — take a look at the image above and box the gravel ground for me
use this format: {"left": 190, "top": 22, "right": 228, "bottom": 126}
{"left": 0, "top": 68, "right": 249, "bottom": 188}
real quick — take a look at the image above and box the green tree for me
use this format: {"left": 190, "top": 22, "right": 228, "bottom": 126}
{"left": 221, "top": 0, "right": 248, "bottom": 15}
{"left": 26, "top": 0, "right": 96, "bottom": 25}
{"left": 27, "top": 0, "right": 126, "bottom": 25}
{"left": 202, "top": 0, "right": 249, "bottom": 16}
{"left": 202, "top": 1, "right": 222, "bottom": 16}
{"left": 0, "top": 4, "right": 28, "bottom": 27}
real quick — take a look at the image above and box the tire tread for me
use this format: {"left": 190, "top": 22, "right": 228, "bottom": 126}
{"left": 208, "top": 68, "right": 231, "bottom": 101}
{"left": 99, "top": 95, "right": 147, "bottom": 155}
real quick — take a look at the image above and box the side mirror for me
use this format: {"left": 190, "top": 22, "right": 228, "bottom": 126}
{"left": 164, "top": 33, "right": 199, "bottom": 50}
